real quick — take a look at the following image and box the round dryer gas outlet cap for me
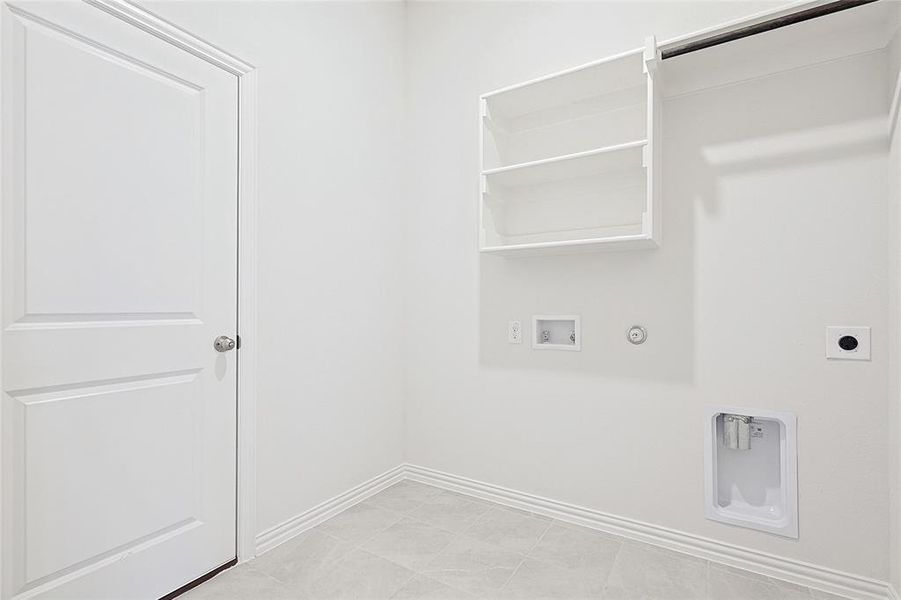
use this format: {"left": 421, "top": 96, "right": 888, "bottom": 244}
{"left": 628, "top": 326, "right": 647, "bottom": 345}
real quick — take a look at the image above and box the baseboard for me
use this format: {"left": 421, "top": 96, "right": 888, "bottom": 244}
{"left": 254, "top": 464, "right": 406, "bottom": 556}
{"left": 253, "top": 463, "right": 894, "bottom": 600}
{"left": 404, "top": 464, "right": 894, "bottom": 600}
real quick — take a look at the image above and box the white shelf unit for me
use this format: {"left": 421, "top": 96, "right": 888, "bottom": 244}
{"left": 479, "top": 38, "right": 661, "bottom": 257}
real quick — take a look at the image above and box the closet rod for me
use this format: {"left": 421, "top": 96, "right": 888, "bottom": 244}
{"left": 661, "top": 0, "right": 880, "bottom": 60}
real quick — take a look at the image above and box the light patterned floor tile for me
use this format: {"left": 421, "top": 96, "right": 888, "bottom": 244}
{"left": 420, "top": 534, "right": 524, "bottom": 596}
{"left": 306, "top": 548, "right": 416, "bottom": 599}
{"left": 409, "top": 491, "right": 493, "bottom": 533}
{"left": 527, "top": 522, "right": 622, "bottom": 585}
{"left": 367, "top": 481, "right": 444, "bottom": 514}
{"left": 180, "top": 566, "right": 298, "bottom": 600}
{"left": 500, "top": 558, "right": 605, "bottom": 599}
{"left": 707, "top": 563, "right": 810, "bottom": 600}
{"left": 602, "top": 542, "right": 707, "bottom": 599}
{"left": 251, "top": 528, "right": 352, "bottom": 588}
{"left": 362, "top": 517, "right": 457, "bottom": 570}
{"left": 391, "top": 575, "right": 474, "bottom": 599}
{"left": 463, "top": 506, "right": 552, "bottom": 554}
{"left": 182, "top": 482, "right": 831, "bottom": 600}
{"left": 319, "top": 501, "right": 404, "bottom": 545}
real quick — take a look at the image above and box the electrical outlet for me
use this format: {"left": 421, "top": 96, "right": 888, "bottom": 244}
{"left": 826, "top": 326, "right": 870, "bottom": 360}
{"left": 508, "top": 320, "right": 522, "bottom": 344}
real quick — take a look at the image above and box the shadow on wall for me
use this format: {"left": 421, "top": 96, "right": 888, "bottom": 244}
{"left": 477, "top": 166, "right": 696, "bottom": 383}
{"left": 478, "top": 50, "right": 888, "bottom": 384}
{"left": 683, "top": 53, "right": 888, "bottom": 221}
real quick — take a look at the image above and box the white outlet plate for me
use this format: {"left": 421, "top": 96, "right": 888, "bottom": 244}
{"left": 826, "top": 326, "right": 870, "bottom": 360}
{"left": 508, "top": 320, "right": 522, "bottom": 344}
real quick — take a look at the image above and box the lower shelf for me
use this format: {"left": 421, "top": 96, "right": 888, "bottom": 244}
{"left": 479, "top": 145, "right": 655, "bottom": 256}
{"left": 481, "top": 233, "right": 657, "bottom": 257}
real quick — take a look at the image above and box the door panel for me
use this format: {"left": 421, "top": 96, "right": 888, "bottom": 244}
{"left": 1, "top": 1, "right": 238, "bottom": 598}
{"left": 23, "top": 21, "right": 202, "bottom": 317}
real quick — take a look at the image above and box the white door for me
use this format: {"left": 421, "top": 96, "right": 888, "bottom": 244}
{"left": 0, "top": 1, "right": 238, "bottom": 598}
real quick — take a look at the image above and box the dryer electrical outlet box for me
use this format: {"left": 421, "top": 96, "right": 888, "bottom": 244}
{"left": 826, "top": 326, "right": 870, "bottom": 360}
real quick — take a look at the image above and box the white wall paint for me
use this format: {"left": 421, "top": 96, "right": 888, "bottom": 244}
{"left": 891, "top": 98, "right": 900, "bottom": 596}
{"left": 141, "top": 1, "right": 407, "bottom": 536}
{"left": 404, "top": 2, "right": 891, "bottom": 580}
{"left": 137, "top": 0, "right": 896, "bottom": 582}
{"left": 889, "top": 4, "right": 901, "bottom": 591}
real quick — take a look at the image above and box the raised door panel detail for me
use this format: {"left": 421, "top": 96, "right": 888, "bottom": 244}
{"left": 10, "top": 372, "right": 201, "bottom": 588}
{"left": 12, "top": 11, "right": 203, "bottom": 321}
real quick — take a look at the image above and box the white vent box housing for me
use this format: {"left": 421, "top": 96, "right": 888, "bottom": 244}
{"left": 532, "top": 315, "right": 580, "bottom": 351}
{"left": 703, "top": 406, "right": 798, "bottom": 538}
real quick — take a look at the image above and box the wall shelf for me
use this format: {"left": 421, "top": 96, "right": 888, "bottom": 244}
{"left": 479, "top": 38, "right": 661, "bottom": 256}
{"left": 482, "top": 140, "right": 647, "bottom": 187}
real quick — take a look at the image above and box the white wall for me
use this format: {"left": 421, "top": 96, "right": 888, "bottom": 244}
{"left": 142, "top": 1, "right": 407, "bottom": 537}
{"left": 889, "top": 3, "right": 901, "bottom": 592}
{"left": 404, "top": 1, "right": 891, "bottom": 580}
{"left": 139, "top": 0, "right": 897, "bottom": 582}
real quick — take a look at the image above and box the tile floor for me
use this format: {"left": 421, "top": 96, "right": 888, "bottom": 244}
{"left": 183, "top": 481, "right": 849, "bottom": 600}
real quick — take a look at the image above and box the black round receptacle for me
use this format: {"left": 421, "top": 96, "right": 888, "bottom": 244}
{"left": 838, "top": 335, "right": 859, "bottom": 351}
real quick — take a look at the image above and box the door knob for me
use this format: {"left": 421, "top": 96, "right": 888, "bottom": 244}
{"left": 213, "top": 335, "right": 236, "bottom": 352}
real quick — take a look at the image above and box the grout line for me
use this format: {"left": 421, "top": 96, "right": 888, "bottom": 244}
{"left": 704, "top": 559, "right": 711, "bottom": 599}
{"left": 496, "top": 510, "right": 555, "bottom": 593}
{"left": 598, "top": 532, "right": 628, "bottom": 598}
{"left": 499, "top": 556, "right": 528, "bottom": 593}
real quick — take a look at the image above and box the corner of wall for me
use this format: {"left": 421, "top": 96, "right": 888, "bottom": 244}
{"left": 890, "top": 11, "right": 901, "bottom": 593}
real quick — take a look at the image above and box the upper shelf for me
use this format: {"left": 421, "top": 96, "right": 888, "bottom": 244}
{"left": 482, "top": 49, "right": 646, "bottom": 121}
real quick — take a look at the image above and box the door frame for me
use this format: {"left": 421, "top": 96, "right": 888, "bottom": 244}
{"left": 0, "top": 0, "right": 261, "bottom": 591}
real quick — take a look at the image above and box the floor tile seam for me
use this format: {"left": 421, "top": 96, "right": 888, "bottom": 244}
{"left": 598, "top": 534, "right": 631, "bottom": 597}
{"left": 511, "top": 550, "right": 624, "bottom": 591}
{"left": 265, "top": 535, "right": 361, "bottom": 591}
{"left": 249, "top": 536, "right": 351, "bottom": 588}
{"left": 497, "top": 554, "right": 528, "bottom": 594}
{"left": 498, "top": 518, "right": 549, "bottom": 595}
{"left": 525, "top": 519, "right": 554, "bottom": 554}
{"left": 242, "top": 563, "right": 291, "bottom": 588}
{"left": 334, "top": 510, "right": 408, "bottom": 548}
{"left": 362, "top": 528, "right": 461, "bottom": 572}
{"left": 410, "top": 529, "right": 481, "bottom": 575}
{"left": 303, "top": 531, "right": 407, "bottom": 585}
{"left": 534, "top": 519, "right": 631, "bottom": 575}
{"left": 386, "top": 566, "right": 421, "bottom": 599}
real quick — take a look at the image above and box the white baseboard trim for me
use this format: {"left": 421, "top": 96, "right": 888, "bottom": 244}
{"left": 404, "top": 464, "right": 893, "bottom": 600}
{"left": 253, "top": 463, "right": 894, "bottom": 600}
{"left": 254, "top": 464, "right": 406, "bottom": 556}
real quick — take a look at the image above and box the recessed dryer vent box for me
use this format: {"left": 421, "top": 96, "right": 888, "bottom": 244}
{"left": 532, "top": 315, "right": 580, "bottom": 351}
{"left": 703, "top": 405, "right": 798, "bottom": 538}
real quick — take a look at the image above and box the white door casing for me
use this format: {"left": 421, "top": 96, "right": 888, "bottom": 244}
{"left": 0, "top": 1, "right": 241, "bottom": 598}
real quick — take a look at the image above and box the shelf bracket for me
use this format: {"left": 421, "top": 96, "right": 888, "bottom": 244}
{"left": 643, "top": 35, "right": 660, "bottom": 77}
